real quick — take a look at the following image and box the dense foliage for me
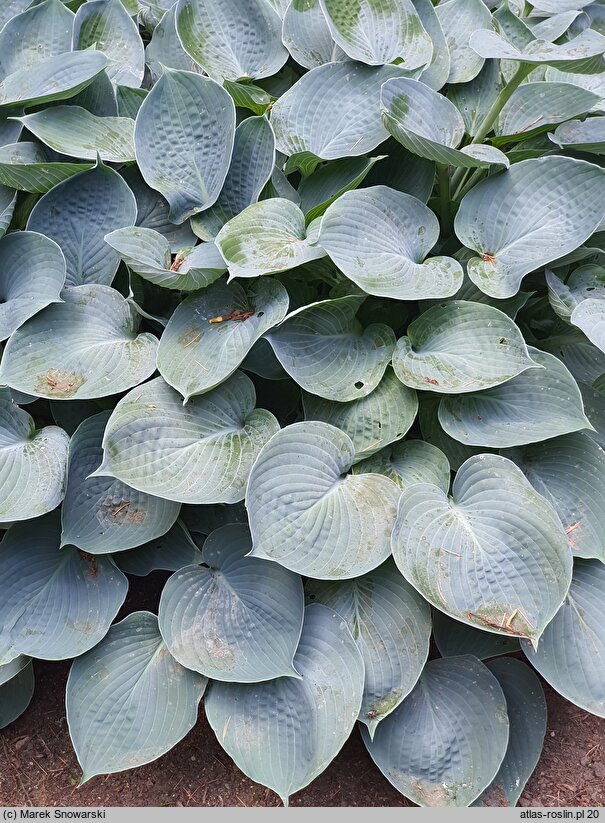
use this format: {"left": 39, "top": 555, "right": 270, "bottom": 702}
{"left": 1, "top": 0, "right": 605, "bottom": 808}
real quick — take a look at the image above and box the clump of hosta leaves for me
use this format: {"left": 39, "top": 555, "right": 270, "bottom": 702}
{"left": 2, "top": 0, "right": 605, "bottom": 808}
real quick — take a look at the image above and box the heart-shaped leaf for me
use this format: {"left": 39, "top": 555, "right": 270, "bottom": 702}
{"left": 0, "top": 51, "right": 109, "bottom": 109}
{"left": 392, "top": 453, "right": 573, "bottom": 644}
{"left": 381, "top": 78, "right": 509, "bottom": 169}
{"left": 435, "top": 0, "right": 492, "bottom": 83}
{"left": 282, "top": 0, "right": 336, "bottom": 70}
{"left": 175, "top": 0, "right": 288, "bottom": 82}
{"left": 105, "top": 227, "right": 226, "bottom": 291}
{"left": 362, "top": 655, "right": 509, "bottom": 806}
{"left": 0, "top": 512, "right": 127, "bottom": 663}
{"left": 455, "top": 157, "right": 605, "bottom": 299}
{"left": 522, "top": 559, "right": 605, "bottom": 717}
{"left": 73, "top": 0, "right": 144, "bottom": 88}
{"left": 0, "top": 399, "right": 69, "bottom": 524}
{"left": 439, "top": 347, "right": 592, "bottom": 447}
{"left": 61, "top": 411, "right": 180, "bottom": 554}
{"left": 94, "top": 372, "right": 279, "bottom": 504}
{"left": 319, "top": 0, "right": 432, "bottom": 68}
{"left": 504, "top": 433, "right": 605, "bottom": 562}
{"left": 0, "top": 0, "right": 74, "bottom": 80}
{"left": 352, "top": 439, "right": 451, "bottom": 492}
{"left": 191, "top": 116, "right": 275, "bottom": 242}
{"left": 134, "top": 68, "right": 235, "bottom": 224}
{"left": 432, "top": 610, "right": 520, "bottom": 659}
{"left": 303, "top": 368, "right": 418, "bottom": 462}
{"left": 215, "top": 198, "right": 325, "bottom": 278}
{"left": 247, "top": 420, "right": 400, "bottom": 578}
{"left": 205, "top": 603, "right": 364, "bottom": 805}
{"left": 0, "top": 659, "right": 34, "bottom": 729}
{"left": 392, "top": 300, "right": 536, "bottom": 393}
{"left": 17, "top": 106, "right": 135, "bottom": 163}
{"left": 270, "top": 62, "right": 406, "bottom": 160}
{"left": 27, "top": 161, "right": 137, "bottom": 287}
{"left": 115, "top": 520, "right": 203, "bottom": 576}
{"left": 67, "top": 611, "right": 206, "bottom": 782}
{"left": 473, "top": 657, "right": 546, "bottom": 807}
{"left": 157, "top": 278, "right": 289, "bottom": 399}
{"left": 306, "top": 558, "right": 431, "bottom": 736}
{"left": 266, "top": 296, "right": 396, "bottom": 401}
{"left": 318, "top": 187, "right": 463, "bottom": 300}
{"left": 0, "top": 285, "right": 158, "bottom": 401}
{"left": 0, "top": 142, "right": 92, "bottom": 193}
{"left": 469, "top": 28, "right": 605, "bottom": 73}
{"left": 0, "top": 230, "right": 66, "bottom": 342}
{"left": 159, "top": 523, "right": 304, "bottom": 682}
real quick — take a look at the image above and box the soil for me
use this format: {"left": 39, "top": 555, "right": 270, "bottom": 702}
{"left": 1, "top": 572, "right": 605, "bottom": 808}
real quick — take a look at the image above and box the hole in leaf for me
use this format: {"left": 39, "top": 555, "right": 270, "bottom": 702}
{"left": 354, "top": 381, "right": 364, "bottom": 389}
{"left": 257, "top": 311, "right": 264, "bottom": 317}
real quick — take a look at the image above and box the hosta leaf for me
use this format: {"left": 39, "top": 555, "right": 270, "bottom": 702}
{"left": 550, "top": 116, "right": 605, "bottom": 153}
{"left": 134, "top": 69, "right": 236, "bottom": 225}
{"left": 496, "top": 82, "right": 600, "bottom": 140}
{"left": 270, "top": 62, "right": 406, "bottom": 160}
{"left": 318, "top": 187, "right": 463, "bottom": 300}
{"left": 470, "top": 28, "right": 605, "bottom": 73}
{"left": 121, "top": 167, "right": 197, "bottom": 252}
{"left": 0, "top": 512, "right": 127, "bottom": 663}
{"left": 522, "top": 559, "right": 605, "bottom": 717}
{"left": 17, "top": 107, "right": 135, "bottom": 163}
{"left": 473, "top": 658, "right": 547, "bottom": 807}
{"left": 0, "top": 654, "right": 30, "bottom": 687}
{"left": 216, "top": 198, "right": 324, "bottom": 278}
{"left": 116, "top": 86, "right": 146, "bottom": 118}
{"left": 528, "top": 10, "right": 581, "bottom": 41}
{"left": 0, "top": 660, "right": 34, "bottom": 729}
{"left": 297, "top": 156, "right": 382, "bottom": 223}
{"left": 94, "top": 372, "right": 279, "bottom": 504}
{"left": 0, "top": 230, "right": 66, "bottom": 342}
{"left": 282, "top": 0, "right": 336, "bottom": 70}
{"left": 419, "top": 394, "right": 485, "bottom": 471}
{"left": 454, "top": 157, "right": 605, "bottom": 299}
{"left": 432, "top": 610, "right": 520, "bottom": 659}
{"left": 61, "top": 411, "right": 180, "bottom": 554}
{"left": 392, "top": 453, "right": 573, "bottom": 643}
{"left": 571, "top": 299, "right": 605, "bottom": 354}
{"left": 0, "top": 51, "right": 109, "bottom": 110}
{"left": 392, "top": 300, "right": 536, "bottom": 393}
{"left": 191, "top": 116, "right": 275, "bottom": 242}
{"left": 381, "top": 78, "right": 508, "bottom": 169}
{"left": 73, "top": 0, "right": 145, "bottom": 88}
{"left": 246, "top": 420, "right": 400, "bottom": 578}
{"left": 546, "top": 266, "right": 605, "bottom": 321}
{"left": 105, "top": 227, "right": 226, "bottom": 291}
{"left": 157, "top": 278, "right": 289, "bottom": 399}
{"left": 306, "top": 558, "right": 431, "bottom": 736}
{"left": 504, "top": 433, "right": 605, "bottom": 561}
{"left": 115, "top": 520, "right": 203, "bottom": 576}
{"left": 181, "top": 501, "right": 248, "bottom": 535}
{"left": 0, "top": 399, "right": 69, "bottom": 523}
{"left": 0, "top": 1, "right": 31, "bottom": 30}
{"left": 413, "top": 0, "right": 450, "bottom": 91}
{"left": 205, "top": 603, "right": 364, "bottom": 805}
{"left": 0, "top": 285, "right": 158, "bottom": 400}
{"left": 27, "top": 162, "right": 137, "bottom": 287}
{"left": 302, "top": 369, "right": 418, "bottom": 462}
{"left": 435, "top": 0, "right": 492, "bottom": 83}
{"left": 353, "top": 439, "right": 451, "bottom": 492}
{"left": 362, "top": 656, "right": 509, "bottom": 806}
{"left": 266, "top": 296, "right": 396, "bottom": 401}
{"left": 159, "top": 523, "right": 304, "bottom": 681}
{"left": 0, "top": 0, "right": 74, "bottom": 80}
{"left": 581, "top": 380, "right": 605, "bottom": 450}
{"left": 447, "top": 59, "right": 501, "bottom": 137}
{"left": 222, "top": 79, "right": 275, "bottom": 116}
{"left": 0, "top": 108, "right": 23, "bottom": 148}
{"left": 362, "top": 140, "right": 435, "bottom": 204}
{"left": 71, "top": 70, "right": 119, "bottom": 117}
{"left": 0, "top": 187, "right": 15, "bottom": 237}
{"left": 440, "top": 273, "right": 532, "bottom": 320}
{"left": 319, "top": 0, "right": 432, "bottom": 68}
{"left": 0, "top": 142, "right": 92, "bottom": 193}
{"left": 175, "top": 0, "right": 288, "bottom": 82}
{"left": 439, "top": 348, "right": 592, "bottom": 447}
{"left": 146, "top": 5, "right": 202, "bottom": 82}
{"left": 67, "top": 611, "right": 206, "bottom": 782}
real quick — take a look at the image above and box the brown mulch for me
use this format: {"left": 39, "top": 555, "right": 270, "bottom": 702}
{"left": 1, "top": 572, "right": 604, "bottom": 808}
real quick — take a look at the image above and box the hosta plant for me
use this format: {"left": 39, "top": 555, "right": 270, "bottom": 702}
{"left": 2, "top": 0, "right": 605, "bottom": 808}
